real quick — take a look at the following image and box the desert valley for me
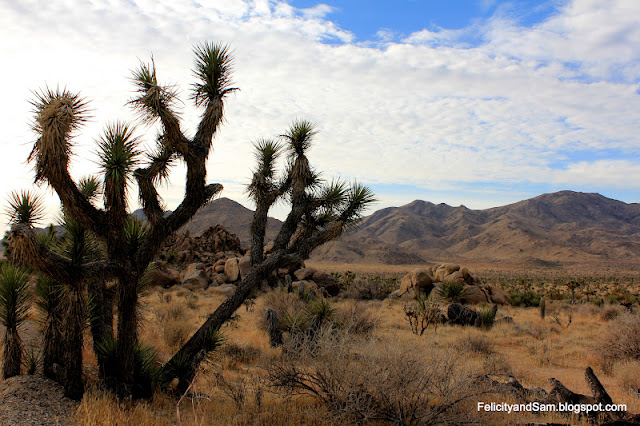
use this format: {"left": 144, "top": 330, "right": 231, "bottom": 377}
{"left": 2, "top": 190, "right": 640, "bottom": 425}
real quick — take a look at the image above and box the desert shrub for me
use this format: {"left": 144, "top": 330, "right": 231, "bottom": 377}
{"left": 615, "top": 360, "right": 640, "bottom": 394}
{"left": 514, "top": 322, "right": 549, "bottom": 340}
{"left": 162, "top": 319, "right": 192, "bottom": 350}
{"left": 597, "top": 313, "right": 640, "bottom": 361}
{"left": 605, "top": 288, "right": 636, "bottom": 305}
{"left": 482, "top": 353, "right": 513, "bottom": 376}
{"left": 437, "top": 281, "right": 465, "bottom": 302}
{"left": 262, "top": 290, "right": 307, "bottom": 329}
{"left": 332, "top": 270, "right": 356, "bottom": 288}
{"left": 509, "top": 290, "right": 541, "bottom": 307}
{"left": 600, "top": 306, "right": 621, "bottom": 322}
{"left": 527, "top": 340, "right": 554, "bottom": 367}
{"left": 403, "top": 297, "right": 443, "bottom": 335}
{"left": 268, "top": 334, "right": 483, "bottom": 425}
{"left": 155, "top": 304, "right": 185, "bottom": 323}
{"left": 185, "top": 294, "right": 199, "bottom": 310}
{"left": 213, "top": 372, "right": 247, "bottom": 409}
{"left": 344, "top": 274, "right": 397, "bottom": 300}
{"left": 455, "top": 334, "right": 494, "bottom": 355}
{"left": 220, "top": 342, "right": 262, "bottom": 366}
{"left": 334, "top": 301, "right": 379, "bottom": 336}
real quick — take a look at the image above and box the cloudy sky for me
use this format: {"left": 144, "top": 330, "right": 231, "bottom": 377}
{"left": 1, "top": 0, "right": 640, "bottom": 232}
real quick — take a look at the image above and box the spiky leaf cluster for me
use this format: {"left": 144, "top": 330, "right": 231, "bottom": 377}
{"left": 124, "top": 216, "right": 149, "bottom": 255}
{"left": 97, "top": 122, "right": 140, "bottom": 189}
{"left": 0, "top": 264, "right": 31, "bottom": 330}
{"left": 28, "top": 87, "right": 89, "bottom": 182}
{"left": 248, "top": 139, "right": 284, "bottom": 201}
{"left": 129, "top": 60, "right": 180, "bottom": 124}
{"left": 191, "top": 42, "right": 237, "bottom": 106}
{"left": 6, "top": 190, "right": 44, "bottom": 227}
{"left": 282, "top": 119, "right": 317, "bottom": 156}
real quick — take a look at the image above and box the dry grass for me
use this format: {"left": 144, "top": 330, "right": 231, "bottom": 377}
{"left": 12, "top": 263, "right": 631, "bottom": 425}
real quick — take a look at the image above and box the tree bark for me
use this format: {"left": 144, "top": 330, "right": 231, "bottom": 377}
{"left": 250, "top": 202, "right": 269, "bottom": 265}
{"left": 115, "top": 273, "right": 139, "bottom": 393}
{"left": 87, "top": 278, "right": 114, "bottom": 378}
{"left": 61, "top": 286, "right": 85, "bottom": 400}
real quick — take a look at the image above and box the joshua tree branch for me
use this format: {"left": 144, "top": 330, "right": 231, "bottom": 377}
{"left": 134, "top": 167, "right": 165, "bottom": 226}
{"left": 45, "top": 167, "right": 108, "bottom": 238}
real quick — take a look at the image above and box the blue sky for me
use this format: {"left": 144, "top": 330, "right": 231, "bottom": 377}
{"left": 290, "top": 0, "right": 558, "bottom": 41}
{"left": 1, "top": 0, "right": 640, "bottom": 230}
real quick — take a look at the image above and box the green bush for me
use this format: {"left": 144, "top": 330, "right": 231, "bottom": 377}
{"left": 509, "top": 290, "right": 541, "bottom": 307}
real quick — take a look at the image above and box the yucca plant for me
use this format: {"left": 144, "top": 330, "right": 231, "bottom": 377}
{"left": 95, "top": 337, "right": 163, "bottom": 398}
{"left": 0, "top": 264, "right": 31, "bottom": 378}
{"left": 478, "top": 305, "right": 498, "bottom": 329}
{"left": 438, "top": 281, "right": 465, "bottom": 302}
{"left": 306, "top": 298, "right": 336, "bottom": 332}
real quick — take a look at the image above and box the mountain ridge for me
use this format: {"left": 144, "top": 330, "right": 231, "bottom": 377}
{"left": 8, "top": 191, "right": 638, "bottom": 265}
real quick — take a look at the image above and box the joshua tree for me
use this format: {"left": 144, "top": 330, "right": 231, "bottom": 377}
{"left": 8, "top": 42, "right": 374, "bottom": 397}
{"left": 8, "top": 43, "right": 231, "bottom": 396}
{"left": 0, "top": 263, "right": 31, "bottom": 378}
{"left": 161, "top": 120, "right": 375, "bottom": 393}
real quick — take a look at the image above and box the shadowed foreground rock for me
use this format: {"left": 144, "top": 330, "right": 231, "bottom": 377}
{"left": 447, "top": 303, "right": 480, "bottom": 326}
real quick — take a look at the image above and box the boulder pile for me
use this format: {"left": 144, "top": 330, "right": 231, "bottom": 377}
{"left": 147, "top": 225, "right": 340, "bottom": 297}
{"left": 393, "top": 263, "right": 510, "bottom": 305}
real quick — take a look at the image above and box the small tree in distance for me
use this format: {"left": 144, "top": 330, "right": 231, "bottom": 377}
{"left": 7, "top": 41, "right": 374, "bottom": 398}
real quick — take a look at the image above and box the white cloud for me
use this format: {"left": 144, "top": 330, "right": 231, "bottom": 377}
{"left": 0, "top": 0, "right": 639, "bottom": 235}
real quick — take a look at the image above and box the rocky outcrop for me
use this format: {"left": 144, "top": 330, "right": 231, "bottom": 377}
{"left": 395, "top": 263, "right": 510, "bottom": 305}
{"left": 159, "top": 225, "right": 244, "bottom": 267}
{"left": 153, "top": 225, "right": 341, "bottom": 297}
{"left": 397, "top": 269, "right": 434, "bottom": 298}
{"left": 181, "top": 263, "right": 209, "bottom": 290}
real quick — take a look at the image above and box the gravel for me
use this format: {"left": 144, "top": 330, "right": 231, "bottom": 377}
{"left": 0, "top": 375, "right": 78, "bottom": 425}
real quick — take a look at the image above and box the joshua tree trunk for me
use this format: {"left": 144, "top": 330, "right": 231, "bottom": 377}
{"left": 42, "top": 314, "right": 64, "bottom": 381}
{"left": 61, "top": 286, "right": 85, "bottom": 400}
{"left": 250, "top": 202, "right": 269, "bottom": 265}
{"left": 87, "top": 278, "right": 114, "bottom": 378}
{"left": 115, "top": 274, "right": 139, "bottom": 390}
{"left": 266, "top": 308, "right": 283, "bottom": 347}
{"left": 2, "top": 330, "right": 22, "bottom": 379}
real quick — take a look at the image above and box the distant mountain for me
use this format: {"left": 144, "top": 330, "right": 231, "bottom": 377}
{"left": 346, "top": 191, "right": 640, "bottom": 263}
{"left": 180, "top": 198, "right": 283, "bottom": 245}
{"left": 132, "top": 197, "right": 282, "bottom": 246}
{"left": 131, "top": 191, "right": 640, "bottom": 264}
{"left": 134, "top": 198, "right": 425, "bottom": 264}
